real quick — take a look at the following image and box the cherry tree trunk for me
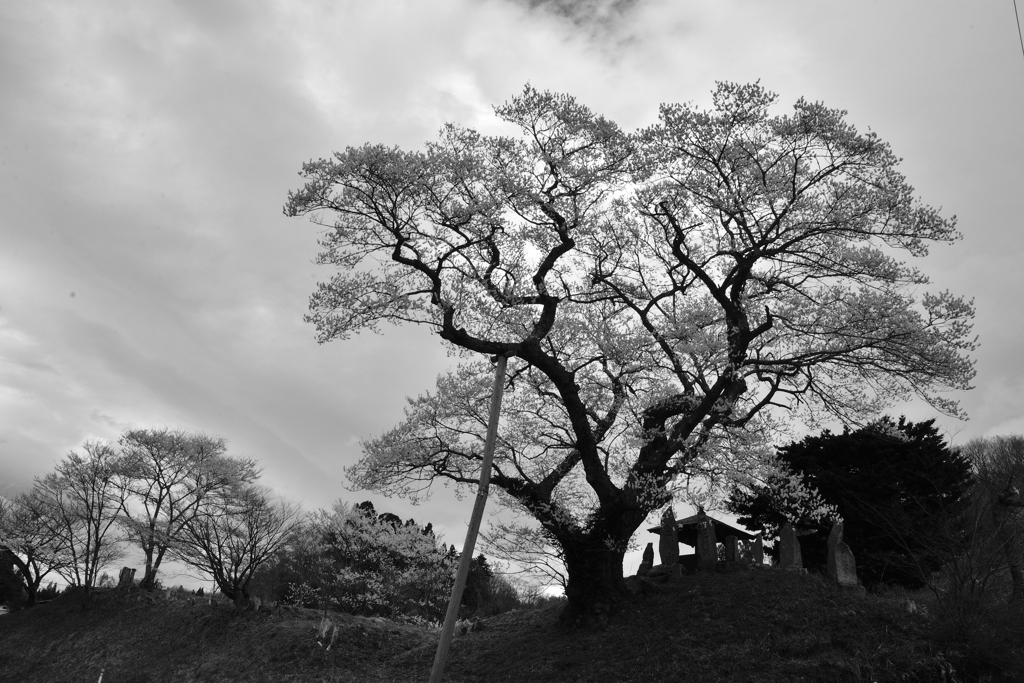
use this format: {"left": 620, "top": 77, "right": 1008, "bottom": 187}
{"left": 559, "top": 542, "right": 628, "bottom": 628}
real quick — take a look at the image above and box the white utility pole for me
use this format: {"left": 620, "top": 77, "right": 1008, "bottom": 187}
{"left": 429, "top": 355, "right": 508, "bottom": 683}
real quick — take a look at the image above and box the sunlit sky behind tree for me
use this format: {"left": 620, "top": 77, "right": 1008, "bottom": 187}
{"left": 2, "top": 0, "right": 1023, "bottom": 582}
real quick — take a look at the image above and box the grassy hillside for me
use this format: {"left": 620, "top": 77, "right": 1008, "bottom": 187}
{"left": 1, "top": 568, "right": 1021, "bottom": 683}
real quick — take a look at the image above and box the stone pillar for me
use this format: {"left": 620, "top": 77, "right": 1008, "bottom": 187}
{"left": 826, "top": 520, "right": 859, "bottom": 587}
{"left": 826, "top": 520, "right": 841, "bottom": 581}
{"left": 778, "top": 523, "right": 803, "bottom": 571}
{"left": 637, "top": 542, "right": 654, "bottom": 577}
{"left": 117, "top": 567, "right": 136, "bottom": 589}
{"left": 695, "top": 508, "right": 717, "bottom": 570}
{"left": 658, "top": 508, "right": 679, "bottom": 569}
{"left": 833, "top": 544, "right": 859, "bottom": 587}
{"left": 724, "top": 535, "right": 738, "bottom": 563}
{"left": 751, "top": 534, "right": 765, "bottom": 565}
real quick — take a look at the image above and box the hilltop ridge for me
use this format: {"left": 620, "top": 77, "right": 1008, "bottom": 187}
{"left": 0, "top": 568, "right": 1019, "bottom": 682}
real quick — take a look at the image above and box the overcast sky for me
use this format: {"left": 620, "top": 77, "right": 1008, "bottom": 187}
{"left": 2, "top": 0, "right": 1024, "bottom": 582}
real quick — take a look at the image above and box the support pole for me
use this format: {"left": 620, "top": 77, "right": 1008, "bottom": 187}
{"left": 429, "top": 355, "right": 507, "bottom": 683}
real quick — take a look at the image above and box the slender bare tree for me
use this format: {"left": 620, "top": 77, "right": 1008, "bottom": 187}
{"left": 961, "top": 435, "right": 1024, "bottom": 602}
{"left": 173, "top": 485, "right": 301, "bottom": 608}
{"left": 0, "top": 493, "right": 72, "bottom": 605}
{"left": 118, "top": 428, "right": 259, "bottom": 589}
{"left": 32, "top": 441, "right": 129, "bottom": 592}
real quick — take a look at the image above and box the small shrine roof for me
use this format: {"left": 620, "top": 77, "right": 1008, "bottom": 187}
{"left": 648, "top": 512, "right": 760, "bottom": 547}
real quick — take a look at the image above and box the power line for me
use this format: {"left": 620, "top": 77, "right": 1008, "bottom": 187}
{"left": 1015, "top": 0, "right": 1024, "bottom": 63}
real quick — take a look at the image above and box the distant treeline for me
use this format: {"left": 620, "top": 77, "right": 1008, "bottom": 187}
{"left": 0, "top": 427, "right": 548, "bottom": 621}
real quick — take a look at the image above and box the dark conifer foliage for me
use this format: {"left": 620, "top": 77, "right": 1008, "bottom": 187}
{"left": 0, "top": 553, "right": 21, "bottom": 605}
{"left": 728, "top": 417, "right": 974, "bottom": 588}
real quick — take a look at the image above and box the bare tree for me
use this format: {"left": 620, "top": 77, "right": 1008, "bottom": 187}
{"left": 960, "top": 435, "right": 1024, "bottom": 601}
{"left": 0, "top": 493, "right": 71, "bottom": 605}
{"left": 480, "top": 521, "right": 567, "bottom": 590}
{"left": 32, "top": 441, "right": 129, "bottom": 592}
{"left": 117, "top": 428, "right": 259, "bottom": 589}
{"left": 173, "top": 485, "right": 301, "bottom": 608}
{"left": 886, "top": 475, "right": 1021, "bottom": 640}
{"left": 848, "top": 437, "right": 1024, "bottom": 640}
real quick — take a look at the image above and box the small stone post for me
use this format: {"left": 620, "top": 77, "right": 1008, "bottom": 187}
{"left": 778, "top": 522, "right": 803, "bottom": 572}
{"left": 637, "top": 542, "right": 654, "bottom": 577}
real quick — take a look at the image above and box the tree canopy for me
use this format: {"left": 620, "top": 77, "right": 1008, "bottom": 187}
{"left": 286, "top": 83, "right": 975, "bottom": 622}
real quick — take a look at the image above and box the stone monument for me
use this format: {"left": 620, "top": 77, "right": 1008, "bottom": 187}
{"left": 724, "top": 535, "right": 738, "bottom": 563}
{"left": 117, "top": 567, "right": 136, "bottom": 589}
{"left": 659, "top": 508, "right": 681, "bottom": 579}
{"left": 778, "top": 522, "right": 803, "bottom": 572}
{"left": 637, "top": 542, "right": 654, "bottom": 577}
{"left": 826, "top": 520, "right": 859, "bottom": 587}
{"left": 751, "top": 534, "right": 765, "bottom": 565}
{"left": 658, "top": 508, "right": 679, "bottom": 567}
{"left": 695, "top": 507, "right": 717, "bottom": 570}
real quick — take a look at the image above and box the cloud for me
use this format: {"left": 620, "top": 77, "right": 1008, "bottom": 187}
{"left": 503, "top": 0, "right": 643, "bottom": 25}
{"left": 1, "top": 0, "right": 1022, "bottom": 584}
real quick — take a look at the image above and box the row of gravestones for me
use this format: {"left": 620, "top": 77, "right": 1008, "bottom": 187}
{"left": 117, "top": 567, "right": 136, "bottom": 588}
{"left": 779, "top": 520, "right": 860, "bottom": 588}
{"left": 636, "top": 512, "right": 859, "bottom": 589}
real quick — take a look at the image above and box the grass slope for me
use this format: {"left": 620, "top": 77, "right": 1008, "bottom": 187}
{"left": 0, "top": 569, "right": 1018, "bottom": 682}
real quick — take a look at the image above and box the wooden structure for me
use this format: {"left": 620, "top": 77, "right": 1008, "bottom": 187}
{"left": 646, "top": 509, "right": 761, "bottom": 571}
{"left": 648, "top": 510, "right": 759, "bottom": 548}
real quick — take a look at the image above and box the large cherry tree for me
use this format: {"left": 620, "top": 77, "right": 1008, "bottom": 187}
{"left": 285, "top": 83, "right": 975, "bottom": 624}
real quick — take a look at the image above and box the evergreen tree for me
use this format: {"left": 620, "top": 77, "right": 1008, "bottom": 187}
{"left": 727, "top": 417, "right": 974, "bottom": 588}
{"left": 462, "top": 554, "right": 494, "bottom": 615}
{"left": 0, "top": 552, "right": 21, "bottom": 605}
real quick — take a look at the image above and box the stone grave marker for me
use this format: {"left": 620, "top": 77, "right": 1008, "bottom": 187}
{"left": 696, "top": 508, "right": 717, "bottom": 570}
{"left": 658, "top": 508, "right": 679, "bottom": 569}
{"left": 826, "top": 521, "right": 842, "bottom": 581}
{"left": 637, "top": 542, "right": 654, "bottom": 576}
{"left": 826, "top": 520, "right": 859, "bottom": 587}
{"left": 751, "top": 534, "right": 765, "bottom": 565}
{"left": 117, "top": 567, "right": 136, "bottom": 589}
{"left": 834, "top": 543, "right": 859, "bottom": 587}
{"left": 724, "top": 535, "right": 738, "bottom": 563}
{"left": 778, "top": 522, "right": 803, "bottom": 571}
